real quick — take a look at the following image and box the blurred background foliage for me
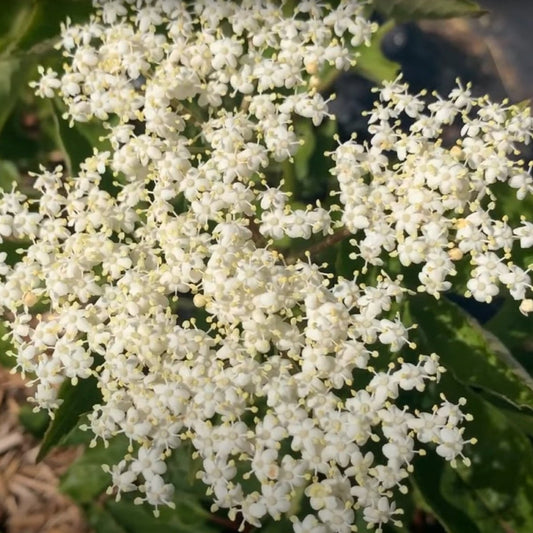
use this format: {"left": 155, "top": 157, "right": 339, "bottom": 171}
{"left": 1, "top": 1, "right": 533, "bottom": 532}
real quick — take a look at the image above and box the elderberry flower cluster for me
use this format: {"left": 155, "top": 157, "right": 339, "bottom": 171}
{"left": 331, "top": 79, "right": 533, "bottom": 308}
{"left": 1, "top": 0, "right": 530, "bottom": 531}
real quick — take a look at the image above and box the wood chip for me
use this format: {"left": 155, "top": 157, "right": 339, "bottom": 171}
{"left": 0, "top": 366, "right": 89, "bottom": 533}
{"left": 0, "top": 433, "right": 24, "bottom": 455}
{"left": 12, "top": 474, "right": 58, "bottom": 496}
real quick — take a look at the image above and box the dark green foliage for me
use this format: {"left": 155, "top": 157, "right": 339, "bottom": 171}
{"left": 374, "top": 0, "right": 486, "bottom": 22}
{"left": 37, "top": 375, "right": 102, "bottom": 462}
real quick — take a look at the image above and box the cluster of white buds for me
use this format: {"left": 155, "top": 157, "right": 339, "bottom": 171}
{"left": 2, "top": 0, "right": 531, "bottom": 531}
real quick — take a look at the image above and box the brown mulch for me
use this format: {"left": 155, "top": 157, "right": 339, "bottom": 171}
{"left": 0, "top": 366, "right": 89, "bottom": 533}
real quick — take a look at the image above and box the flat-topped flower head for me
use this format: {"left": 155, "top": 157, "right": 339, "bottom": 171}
{"left": 1, "top": 1, "right": 531, "bottom": 532}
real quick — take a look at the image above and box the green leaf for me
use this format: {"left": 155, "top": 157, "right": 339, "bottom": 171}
{"left": 18, "top": 404, "right": 50, "bottom": 438}
{"left": 436, "top": 376, "right": 533, "bottom": 532}
{"left": 10, "top": 0, "right": 92, "bottom": 54}
{"left": 0, "top": 55, "right": 37, "bottom": 133}
{"left": 105, "top": 500, "right": 182, "bottom": 533}
{"left": 0, "top": 1, "right": 38, "bottom": 57}
{"left": 59, "top": 414, "right": 95, "bottom": 446}
{"left": 374, "top": 0, "right": 486, "bottom": 22}
{"left": 475, "top": 391, "right": 533, "bottom": 439}
{"left": 64, "top": 439, "right": 216, "bottom": 529}
{"left": 86, "top": 504, "right": 127, "bottom": 533}
{"left": 412, "top": 374, "right": 533, "bottom": 533}
{"left": 0, "top": 0, "right": 82, "bottom": 134}
{"left": 493, "top": 405, "right": 533, "bottom": 439}
{"left": 486, "top": 296, "right": 533, "bottom": 375}
{"left": 0, "top": 0, "right": 90, "bottom": 59}
{"left": 166, "top": 443, "right": 209, "bottom": 500}
{"left": 60, "top": 435, "right": 129, "bottom": 503}
{"left": 354, "top": 21, "right": 400, "bottom": 83}
{"left": 412, "top": 452, "right": 482, "bottom": 533}
{"left": 105, "top": 498, "right": 217, "bottom": 533}
{"left": 0, "top": 159, "right": 20, "bottom": 190}
{"left": 37, "top": 374, "right": 102, "bottom": 462}
{"left": 409, "top": 294, "right": 533, "bottom": 412}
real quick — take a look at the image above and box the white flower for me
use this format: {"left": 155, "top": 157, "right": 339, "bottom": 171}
{"left": 436, "top": 427, "right": 472, "bottom": 466}
{"left": 30, "top": 66, "right": 61, "bottom": 98}
{"left": 292, "top": 514, "right": 330, "bottom": 533}
{"left": 131, "top": 447, "right": 167, "bottom": 479}
{"left": 363, "top": 497, "right": 403, "bottom": 531}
